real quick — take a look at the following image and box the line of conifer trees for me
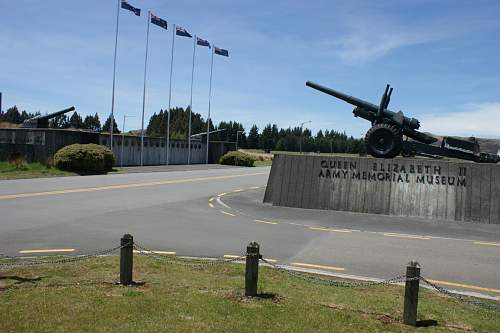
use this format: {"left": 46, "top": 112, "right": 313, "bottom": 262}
{"left": 1, "top": 105, "right": 365, "bottom": 153}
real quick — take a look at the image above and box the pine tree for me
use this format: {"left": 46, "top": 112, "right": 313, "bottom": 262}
{"left": 69, "top": 111, "right": 83, "bottom": 129}
{"left": 103, "top": 115, "right": 120, "bottom": 133}
{"left": 247, "top": 125, "right": 259, "bottom": 149}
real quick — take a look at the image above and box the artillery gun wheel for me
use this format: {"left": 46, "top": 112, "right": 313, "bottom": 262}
{"left": 365, "top": 124, "right": 403, "bottom": 158}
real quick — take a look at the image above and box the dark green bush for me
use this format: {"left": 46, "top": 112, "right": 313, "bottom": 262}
{"left": 54, "top": 144, "right": 115, "bottom": 173}
{"left": 219, "top": 151, "right": 255, "bottom": 167}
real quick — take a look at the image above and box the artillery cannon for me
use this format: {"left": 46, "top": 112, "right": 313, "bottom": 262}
{"left": 21, "top": 106, "right": 75, "bottom": 128}
{"left": 306, "top": 81, "right": 499, "bottom": 163}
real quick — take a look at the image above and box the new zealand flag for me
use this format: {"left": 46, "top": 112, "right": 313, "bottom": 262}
{"left": 151, "top": 13, "right": 168, "bottom": 30}
{"left": 196, "top": 37, "right": 210, "bottom": 48}
{"left": 214, "top": 47, "right": 229, "bottom": 57}
{"left": 175, "top": 26, "right": 192, "bottom": 38}
{"left": 121, "top": 0, "right": 140, "bottom": 16}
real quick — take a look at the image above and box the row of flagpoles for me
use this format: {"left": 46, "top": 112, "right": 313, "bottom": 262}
{"left": 110, "top": 0, "right": 229, "bottom": 166}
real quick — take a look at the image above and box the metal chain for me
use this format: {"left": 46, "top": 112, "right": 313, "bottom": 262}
{"left": 0, "top": 243, "right": 128, "bottom": 269}
{"left": 419, "top": 277, "right": 500, "bottom": 312}
{"left": 133, "top": 243, "right": 248, "bottom": 267}
{"left": 260, "top": 257, "right": 415, "bottom": 288}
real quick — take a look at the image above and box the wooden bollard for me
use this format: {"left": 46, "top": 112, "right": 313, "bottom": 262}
{"left": 403, "top": 260, "right": 420, "bottom": 326}
{"left": 245, "top": 242, "right": 261, "bottom": 297}
{"left": 120, "top": 234, "right": 134, "bottom": 286}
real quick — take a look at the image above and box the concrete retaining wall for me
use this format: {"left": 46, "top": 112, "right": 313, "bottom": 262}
{"left": 264, "top": 154, "right": 500, "bottom": 224}
{"left": 0, "top": 128, "right": 234, "bottom": 166}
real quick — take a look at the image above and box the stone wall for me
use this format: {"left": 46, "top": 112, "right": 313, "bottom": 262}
{"left": 264, "top": 154, "right": 500, "bottom": 224}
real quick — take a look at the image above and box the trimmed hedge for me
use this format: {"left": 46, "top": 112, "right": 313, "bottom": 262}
{"left": 219, "top": 151, "right": 255, "bottom": 167}
{"left": 54, "top": 144, "right": 115, "bottom": 173}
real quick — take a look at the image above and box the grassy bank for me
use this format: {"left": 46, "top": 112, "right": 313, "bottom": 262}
{"left": 0, "top": 256, "right": 498, "bottom": 332}
{"left": 0, "top": 161, "right": 77, "bottom": 180}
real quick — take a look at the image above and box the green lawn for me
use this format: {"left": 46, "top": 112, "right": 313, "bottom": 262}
{"left": 0, "top": 256, "right": 498, "bottom": 332}
{"left": 0, "top": 161, "right": 77, "bottom": 180}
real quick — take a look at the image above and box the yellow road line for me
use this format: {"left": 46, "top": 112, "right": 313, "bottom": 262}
{"left": 133, "top": 250, "right": 175, "bottom": 255}
{"left": 208, "top": 203, "right": 214, "bottom": 208}
{"left": 224, "top": 255, "right": 277, "bottom": 263}
{"left": 426, "top": 279, "right": 500, "bottom": 294}
{"left": 474, "top": 241, "right": 500, "bottom": 247}
{"left": 254, "top": 219, "right": 278, "bottom": 225}
{"left": 383, "top": 233, "right": 430, "bottom": 240}
{"left": 217, "top": 192, "right": 227, "bottom": 197}
{"left": 220, "top": 210, "right": 236, "bottom": 217}
{"left": 233, "top": 189, "right": 244, "bottom": 192}
{"left": 290, "top": 262, "right": 345, "bottom": 271}
{"left": 208, "top": 197, "right": 214, "bottom": 202}
{"left": 0, "top": 172, "right": 266, "bottom": 201}
{"left": 309, "top": 227, "right": 352, "bottom": 233}
{"left": 19, "top": 248, "right": 75, "bottom": 254}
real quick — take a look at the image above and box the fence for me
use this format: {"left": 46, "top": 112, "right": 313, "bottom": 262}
{"left": 1, "top": 234, "right": 499, "bottom": 327}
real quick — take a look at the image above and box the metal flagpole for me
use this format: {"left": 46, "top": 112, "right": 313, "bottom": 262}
{"left": 206, "top": 47, "right": 214, "bottom": 164}
{"left": 188, "top": 36, "right": 197, "bottom": 165}
{"left": 110, "top": 0, "right": 121, "bottom": 149}
{"left": 166, "top": 24, "right": 176, "bottom": 165}
{"left": 140, "top": 11, "right": 151, "bottom": 166}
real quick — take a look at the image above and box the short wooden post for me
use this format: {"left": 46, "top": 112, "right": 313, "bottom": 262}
{"left": 403, "top": 260, "right": 420, "bottom": 326}
{"left": 120, "top": 234, "right": 134, "bottom": 286}
{"left": 245, "top": 242, "right": 261, "bottom": 297}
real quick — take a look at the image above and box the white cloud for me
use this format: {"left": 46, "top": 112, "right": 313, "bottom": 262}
{"left": 419, "top": 103, "right": 500, "bottom": 138}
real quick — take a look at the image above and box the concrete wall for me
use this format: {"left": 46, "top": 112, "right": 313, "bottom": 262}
{"left": 99, "top": 134, "right": 206, "bottom": 166}
{"left": 0, "top": 128, "right": 234, "bottom": 166}
{"left": 264, "top": 154, "right": 500, "bottom": 224}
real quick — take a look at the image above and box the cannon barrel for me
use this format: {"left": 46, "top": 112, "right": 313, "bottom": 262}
{"left": 21, "top": 106, "right": 76, "bottom": 128}
{"left": 305, "top": 81, "right": 420, "bottom": 130}
{"left": 35, "top": 106, "right": 75, "bottom": 121}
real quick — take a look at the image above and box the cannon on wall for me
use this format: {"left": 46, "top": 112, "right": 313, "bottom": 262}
{"left": 21, "top": 106, "right": 75, "bottom": 129}
{"left": 306, "top": 81, "right": 499, "bottom": 163}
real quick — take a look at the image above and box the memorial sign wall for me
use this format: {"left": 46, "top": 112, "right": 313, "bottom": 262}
{"left": 264, "top": 154, "right": 500, "bottom": 224}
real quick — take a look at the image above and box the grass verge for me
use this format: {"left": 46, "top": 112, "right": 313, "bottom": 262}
{"left": 0, "top": 161, "right": 77, "bottom": 180}
{"left": 0, "top": 256, "right": 498, "bottom": 332}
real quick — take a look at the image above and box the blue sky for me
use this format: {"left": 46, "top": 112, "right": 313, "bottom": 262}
{"left": 1, "top": 0, "right": 499, "bottom": 138}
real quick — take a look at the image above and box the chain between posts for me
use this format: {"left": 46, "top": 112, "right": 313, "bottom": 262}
{"left": 259, "top": 257, "right": 412, "bottom": 288}
{"left": 0, "top": 243, "right": 128, "bottom": 269}
{"left": 133, "top": 243, "right": 248, "bottom": 267}
{"left": 419, "top": 277, "right": 500, "bottom": 311}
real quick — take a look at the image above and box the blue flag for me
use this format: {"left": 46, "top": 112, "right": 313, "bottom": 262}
{"left": 176, "top": 26, "right": 192, "bottom": 38}
{"left": 121, "top": 0, "right": 140, "bottom": 16}
{"left": 196, "top": 37, "right": 210, "bottom": 48}
{"left": 151, "top": 13, "right": 167, "bottom": 30}
{"left": 214, "top": 47, "right": 229, "bottom": 57}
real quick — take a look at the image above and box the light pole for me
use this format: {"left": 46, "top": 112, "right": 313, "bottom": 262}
{"left": 236, "top": 130, "right": 244, "bottom": 151}
{"left": 121, "top": 115, "right": 135, "bottom": 167}
{"left": 299, "top": 120, "right": 312, "bottom": 153}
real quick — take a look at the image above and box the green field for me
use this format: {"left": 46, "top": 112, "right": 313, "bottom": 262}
{"left": 0, "top": 161, "right": 77, "bottom": 180}
{"left": 0, "top": 255, "right": 498, "bottom": 332}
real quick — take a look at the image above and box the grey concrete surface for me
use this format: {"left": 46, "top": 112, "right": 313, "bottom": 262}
{"left": 0, "top": 165, "right": 499, "bottom": 298}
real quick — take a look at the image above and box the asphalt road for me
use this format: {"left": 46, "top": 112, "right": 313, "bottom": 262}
{"left": 1, "top": 165, "right": 499, "bottom": 299}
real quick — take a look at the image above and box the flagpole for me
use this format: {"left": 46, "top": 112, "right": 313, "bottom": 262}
{"left": 206, "top": 46, "right": 214, "bottom": 164}
{"left": 140, "top": 11, "right": 151, "bottom": 166}
{"left": 188, "top": 36, "right": 197, "bottom": 165}
{"left": 166, "top": 24, "right": 176, "bottom": 165}
{"left": 110, "top": 0, "right": 121, "bottom": 149}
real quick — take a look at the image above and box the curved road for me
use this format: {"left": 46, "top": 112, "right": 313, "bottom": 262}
{"left": 1, "top": 166, "right": 499, "bottom": 298}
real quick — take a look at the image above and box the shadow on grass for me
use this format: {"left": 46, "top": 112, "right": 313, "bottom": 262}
{"left": 417, "top": 319, "right": 438, "bottom": 327}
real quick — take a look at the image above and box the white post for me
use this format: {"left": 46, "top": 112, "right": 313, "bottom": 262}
{"left": 166, "top": 24, "right": 176, "bottom": 165}
{"left": 121, "top": 114, "right": 126, "bottom": 167}
{"left": 188, "top": 35, "right": 197, "bottom": 165}
{"left": 140, "top": 11, "right": 151, "bottom": 167}
{"left": 205, "top": 47, "right": 214, "bottom": 164}
{"left": 109, "top": 0, "right": 121, "bottom": 149}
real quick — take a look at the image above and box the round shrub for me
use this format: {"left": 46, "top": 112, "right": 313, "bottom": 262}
{"left": 219, "top": 151, "right": 255, "bottom": 167}
{"left": 54, "top": 143, "right": 115, "bottom": 173}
